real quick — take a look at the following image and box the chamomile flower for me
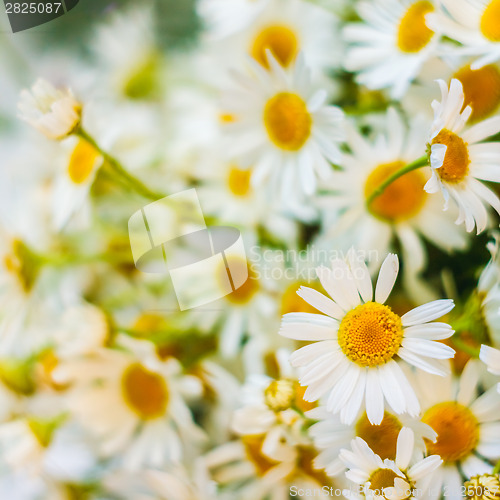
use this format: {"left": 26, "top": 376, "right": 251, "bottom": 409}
{"left": 428, "top": 0, "right": 500, "bottom": 70}
{"left": 205, "top": 436, "right": 334, "bottom": 500}
{"left": 232, "top": 349, "right": 316, "bottom": 461}
{"left": 280, "top": 252, "right": 456, "bottom": 425}
{"left": 316, "top": 109, "right": 468, "bottom": 301}
{"left": 308, "top": 406, "right": 437, "bottom": 477}
{"left": 52, "top": 335, "right": 204, "bottom": 470}
{"left": 222, "top": 52, "right": 344, "bottom": 200}
{"left": 18, "top": 79, "right": 81, "bottom": 141}
{"left": 426, "top": 78, "right": 500, "bottom": 233}
{"left": 339, "top": 427, "right": 442, "bottom": 500}
{"left": 205, "top": 0, "right": 339, "bottom": 74}
{"left": 413, "top": 360, "right": 500, "bottom": 499}
{"left": 343, "top": 0, "right": 441, "bottom": 98}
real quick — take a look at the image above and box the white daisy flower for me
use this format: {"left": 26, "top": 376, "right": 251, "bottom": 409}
{"left": 203, "top": 0, "right": 339, "bottom": 74}
{"left": 52, "top": 335, "right": 204, "bottom": 470}
{"left": 343, "top": 0, "right": 441, "bottom": 98}
{"left": 413, "top": 360, "right": 500, "bottom": 499}
{"left": 18, "top": 79, "right": 81, "bottom": 140}
{"left": 222, "top": 52, "right": 344, "bottom": 199}
{"left": 339, "top": 427, "right": 442, "bottom": 500}
{"left": 204, "top": 436, "right": 335, "bottom": 500}
{"left": 426, "top": 78, "right": 500, "bottom": 234}
{"left": 480, "top": 344, "right": 500, "bottom": 392}
{"left": 316, "top": 109, "right": 468, "bottom": 301}
{"left": 308, "top": 406, "right": 437, "bottom": 477}
{"left": 428, "top": 0, "right": 500, "bottom": 70}
{"left": 279, "top": 252, "right": 456, "bottom": 425}
{"left": 232, "top": 349, "right": 316, "bottom": 463}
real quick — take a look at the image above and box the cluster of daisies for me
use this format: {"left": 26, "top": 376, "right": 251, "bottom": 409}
{"left": 3, "top": 0, "right": 500, "bottom": 498}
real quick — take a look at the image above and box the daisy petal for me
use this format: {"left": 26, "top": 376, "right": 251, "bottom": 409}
{"left": 374, "top": 254, "right": 399, "bottom": 304}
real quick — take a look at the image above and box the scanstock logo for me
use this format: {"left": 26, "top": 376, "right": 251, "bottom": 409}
{"left": 4, "top": 0, "right": 79, "bottom": 32}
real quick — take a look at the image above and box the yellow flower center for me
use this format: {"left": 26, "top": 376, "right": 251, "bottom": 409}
{"left": 480, "top": 0, "right": 500, "bottom": 42}
{"left": 264, "top": 378, "right": 317, "bottom": 413}
{"left": 219, "top": 258, "right": 260, "bottom": 305}
{"left": 227, "top": 166, "right": 252, "bottom": 197}
{"left": 422, "top": 402, "right": 479, "bottom": 463}
{"left": 251, "top": 25, "right": 298, "bottom": 69}
{"left": 396, "top": 1, "right": 435, "bottom": 53}
{"left": 263, "top": 92, "right": 312, "bottom": 151}
{"left": 369, "top": 468, "right": 411, "bottom": 499}
{"left": 454, "top": 64, "right": 500, "bottom": 122}
{"left": 121, "top": 363, "right": 169, "bottom": 420}
{"left": 355, "top": 412, "right": 403, "bottom": 460}
{"left": 464, "top": 474, "right": 500, "bottom": 500}
{"left": 242, "top": 434, "right": 279, "bottom": 476}
{"left": 265, "top": 378, "right": 296, "bottom": 412}
{"left": 338, "top": 302, "right": 404, "bottom": 367}
{"left": 67, "top": 139, "right": 100, "bottom": 184}
{"left": 364, "top": 161, "right": 427, "bottom": 222}
{"left": 431, "top": 129, "right": 470, "bottom": 183}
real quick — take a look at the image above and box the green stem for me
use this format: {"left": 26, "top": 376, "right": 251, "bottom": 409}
{"left": 452, "top": 336, "right": 480, "bottom": 358}
{"left": 76, "top": 128, "right": 165, "bottom": 201}
{"left": 366, "top": 155, "right": 428, "bottom": 208}
{"left": 493, "top": 459, "right": 500, "bottom": 475}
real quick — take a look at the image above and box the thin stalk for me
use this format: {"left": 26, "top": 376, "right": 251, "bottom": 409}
{"left": 77, "top": 128, "right": 165, "bottom": 201}
{"left": 366, "top": 155, "right": 428, "bottom": 208}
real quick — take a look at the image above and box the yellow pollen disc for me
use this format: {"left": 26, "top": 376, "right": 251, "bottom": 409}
{"left": 464, "top": 474, "right": 500, "bottom": 500}
{"left": 263, "top": 92, "right": 312, "bottom": 151}
{"left": 364, "top": 161, "right": 427, "bottom": 222}
{"left": 265, "top": 378, "right": 296, "bottom": 412}
{"left": 355, "top": 412, "right": 403, "bottom": 460}
{"left": 369, "top": 468, "right": 411, "bottom": 499}
{"left": 121, "top": 363, "right": 169, "bottom": 420}
{"left": 217, "top": 257, "right": 260, "bottom": 305}
{"left": 338, "top": 302, "right": 404, "bottom": 367}
{"left": 219, "top": 113, "right": 236, "bottom": 123}
{"left": 422, "top": 402, "right": 479, "bottom": 463}
{"left": 264, "top": 378, "right": 316, "bottom": 413}
{"left": 67, "top": 139, "right": 100, "bottom": 184}
{"left": 480, "top": 0, "right": 500, "bottom": 42}
{"left": 242, "top": 434, "right": 279, "bottom": 476}
{"left": 431, "top": 129, "right": 470, "bottom": 183}
{"left": 454, "top": 64, "right": 500, "bottom": 122}
{"left": 227, "top": 166, "right": 252, "bottom": 197}
{"left": 396, "top": 1, "right": 435, "bottom": 53}
{"left": 251, "top": 25, "right": 299, "bottom": 69}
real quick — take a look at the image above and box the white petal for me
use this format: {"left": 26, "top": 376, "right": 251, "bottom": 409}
{"left": 401, "top": 299, "right": 454, "bottom": 326}
{"left": 365, "top": 369, "right": 384, "bottom": 425}
{"left": 375, "top": 254, "right": 399, "bottom": 304}
{"left": 296, "top": 286, "right": 345, "bottom": 320}
{"left": 395, "top": 427, "right": 414, "bottom": 470}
